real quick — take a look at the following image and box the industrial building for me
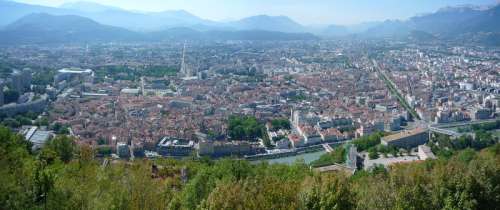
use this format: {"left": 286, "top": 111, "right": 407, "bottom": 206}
{"left": 19, "top": 126, "right": 53, "bottom": 151}
{"left": 381, "top": 128, "right": 429, "bottom": 148}
{"left": 53, "top": 68, "right": 94, "bottom": 90}
{"left": 157, "top": 137, "right": 195, "bottom": 156}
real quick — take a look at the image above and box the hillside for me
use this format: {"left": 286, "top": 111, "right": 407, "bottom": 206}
{"left": 0, "top": 13, "right": 318, "bottom": 44}
{"left": 0, "top": 13, "right": 141, "bottom": 44}
{"left": 228, "top": 15, "right": 306, "bottom": 33}
{"left": 0, "top": 125, "right": 499, "bottom": 209}
{"left": 364, "top": 5, "right": 500, "bottom": 44}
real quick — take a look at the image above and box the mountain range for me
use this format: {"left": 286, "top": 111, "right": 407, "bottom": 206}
{"left": 0, "top": 0, "right": 499, "bottom": 44}
{"left": 0, "top": 13, "right": 318, "bottom": 44}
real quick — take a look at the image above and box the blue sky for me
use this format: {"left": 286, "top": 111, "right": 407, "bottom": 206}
{"left": 14, "top": 0, "right": 499, "bottom": 25}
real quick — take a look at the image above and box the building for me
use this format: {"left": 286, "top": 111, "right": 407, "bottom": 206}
{"left": 157, "top": 137, "right": 194, "bottom": 156}
{"left": 121, "top": 88, "right": 140, "bottom": 96}
{"left": 320, "top": 128, "right": 342, "bottom": 142}
{"left": 387, "top": 117, "right": 402, "bottom": 131}
{"left": 20, "top": 126, "right": 53, "bottom": 151}
{"left": 169, "top": 100, "right": 192, "bottom": 109}
{"left": 288, "top": 133, "right": 305, "bottom": 148}
{"left": 417, "top": 145, "right": 436, "bottom": 160}
{"left": 474, "top": 108, "right": 493, "bottom": 120}
{"left": 346, "top": 145, "right": 358, "bottom": 170}
{"left": 0, "top": 80, "right": 4, "bottom": 106}
{"left": 0, "top": 95, "right": 48, "bottom": 117}
{"left": 10, "top": 69, "right": 31, "bottom": 94}
{"left": 53, "top": 68, "right": 94, "bottom": 90}
{"left": 198, "top": 141, "right": 263, "bottom": 157}
{"left": 275, "top": 138, "right": 290, "bottom": 149}
{"left": 381, "top": 128, "right": 429, "bottom": 148}
{"left": 298, "top": 125, "right": 322, "bottom": 145}
{"left": 116, "top": 142, "right": 130, "bottom": 158}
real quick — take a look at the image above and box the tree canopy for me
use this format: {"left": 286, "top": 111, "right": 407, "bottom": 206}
{"left": 0, "top": 126, "right": 499, "bottom": 210}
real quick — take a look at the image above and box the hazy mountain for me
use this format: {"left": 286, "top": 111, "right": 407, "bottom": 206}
{"left": 363, "top": 4, "right": 500, "bottom": 44}
{"left": 0, "top": 13, "right": 318, "bottom": 44}
{"left": 228, "top": 15, "right": 306, "bottom": 33}
{"left": 364, "top": 20, "right": 411, "bottom": 37}
{"left": 60, "top": 1, "right": 122, "bottom": 13}
{"left": 0, "top": 0, "right": 71, "bottom": 26}
{"left": 408, "top": 6, "right": 484, "bottom": 35}
{"left": 0, "top": 0, "right": 212, "bottom": 31}
{"left": 321, "top": 25, "right": 350, "bottom": 37}
{"left": 454, "top": 5, "right": 500, "bottom": 34}
{"left": 149, "top": 27, "right": 318, "bottom": 41}
{"left": 0, "top": 13, "right": 141, "bottom": 44}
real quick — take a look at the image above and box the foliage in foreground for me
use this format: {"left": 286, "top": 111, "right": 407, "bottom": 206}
{"left": 1, "top": 126, "right": 500, "bottom": 210}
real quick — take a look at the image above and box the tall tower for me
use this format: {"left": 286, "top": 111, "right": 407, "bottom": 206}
{"left": 180, "top": 41, "right": 189, "bottom": 77}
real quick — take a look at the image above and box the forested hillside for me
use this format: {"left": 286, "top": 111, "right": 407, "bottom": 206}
{"left": 1, "top": 126, "right": 499, "bottom": 210}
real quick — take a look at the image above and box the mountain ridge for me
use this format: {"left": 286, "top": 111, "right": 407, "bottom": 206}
{"left": 0, "top": 13, "right": 319, "bottom": 44}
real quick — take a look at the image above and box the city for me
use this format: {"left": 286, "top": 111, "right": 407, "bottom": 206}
{"left": 0, "top": 0, "right": 499, "bottom": 209}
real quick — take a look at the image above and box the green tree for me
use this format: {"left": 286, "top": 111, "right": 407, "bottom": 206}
{"left": 47, "top": 136, "right": 75, "bottom": 163}
{"left": 299, "top": 174, "right": 354, "bottom": 210}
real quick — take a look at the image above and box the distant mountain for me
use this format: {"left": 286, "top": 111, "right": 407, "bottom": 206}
{"left": 0, "top": 13, "right": 318, "bottom": 44}
{"left": 0, "top": 0, "right": 212, "bottom": 31}
{"left": 321, "top": 25, "right": 350, "bottom": 37}
{"left": 0, "top": 13, "right": 141, "bottom": 44}
{"left": 228, "top": 15, "right": 306, "bottom": 33}
{"left": 0, "top": 0, "right": 68, "bottom": 26}
{"left": 364, "top": 20, "right": 411, "bottom": 37}
{"left": 408, "top": 6, "right": 484, "bottom": 35}
{"left": 453, "top": 5, "right": 500, "bottom": 34}
{"left": 149, "top": 27, "right": 318, "bottom": 41}
{"left": 363, "top": 4, "right": 500, "bottom": 44}
{"left": 60, "top": 1, "right": 122, "bottom": 13}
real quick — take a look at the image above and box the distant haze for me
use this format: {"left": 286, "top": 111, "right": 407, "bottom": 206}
{"left": 13, "top": 0, "right": 498, "bottom": 25}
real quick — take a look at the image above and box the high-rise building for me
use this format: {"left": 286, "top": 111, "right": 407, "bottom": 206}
{"left": 10, "top": 71, "right": 23, "bottom": 94}
{"left": 9, "top": 69, "right": 31, "bottom": 94}
{"left": 0, "top": 80, "right": 4, "bottom": 106}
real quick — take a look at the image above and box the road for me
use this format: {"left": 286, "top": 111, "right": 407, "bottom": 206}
{"left": 372, "top": 59, "right": 421, "bottom": 120}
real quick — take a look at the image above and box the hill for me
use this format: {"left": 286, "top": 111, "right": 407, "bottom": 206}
{"left": 364, "top": 5, "right": 500, "bottom": 44}
{"left": 228, "top": 15, "right": 306, "bottom": 33}
{"left": 0, "top": 125, "right": 499, "bottom": 209}
{"left": 0, "top": 13, "right": 318, "bottom": 44}
{"left": 0, "top": 13, "right": 141, "bottom": 44}
{"left": 0, "top": 0, "right": 213, "bottom": 31}
{"left": 149, "top": 27, "right": 318, "bottom": 41}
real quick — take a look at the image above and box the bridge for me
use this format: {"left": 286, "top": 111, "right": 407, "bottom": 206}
{"left": 322, "top": 143, "right": 334, "bottom": 153}
{"left": 428, "top": 126, "right": 461, "bottom": 137}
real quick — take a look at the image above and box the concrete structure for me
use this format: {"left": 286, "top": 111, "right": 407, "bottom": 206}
{"left": 474, "top": 108, "right": 494, "bottom": 120}
{"left": 0, "top": 95, "right": 48, "bottom": 117}
{"left": 288, "top": 133, "right": 305, "bottom": 148}
{"left": 313, "top": 164, "right": 355, "bottom": 174}
{"left": 346, "top": 145, "right": 358, "bottom": 170}
{"left": 121, "top": 88, "right": 141, "bottom": 96}
{"left": 198, "top": 141, "right": 263, "bottom": 157}
{"left": 275, "top": 138, "right": 290, "bottom": 149}
{"left": 10, "top": 69, "right": 31, "bottom": 94}
{"left": 364, "top": 156, "right": 420, "bottom": 170}
{"left": 157, "top": 137, "right": 194, "bottom": 156}
{"left": 20, "top": 126, "right": 53, "bottom": 150}
{"left": 418, "top": 145, "right": 437, "bottom": 160}
{"left": 54, "top": 68, "right": 94, "bottom": 90}
{"left": 381, "top": 128, "right": 429, "bottom": 148}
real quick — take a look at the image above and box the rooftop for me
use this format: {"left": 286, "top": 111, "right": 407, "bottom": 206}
{"left": 382, "top": 128, "right": 427, "bottom": 143}
{"left": 58, "top": 68, "right": 93, "bottom": 74}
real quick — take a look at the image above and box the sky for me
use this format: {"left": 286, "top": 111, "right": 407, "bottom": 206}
{"left": 13, "top": 0, "right": 499, "bottom": 25}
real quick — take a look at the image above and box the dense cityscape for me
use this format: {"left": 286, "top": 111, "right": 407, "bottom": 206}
{"left": 0, "top": 0, "right": 499, "bottom": 209}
